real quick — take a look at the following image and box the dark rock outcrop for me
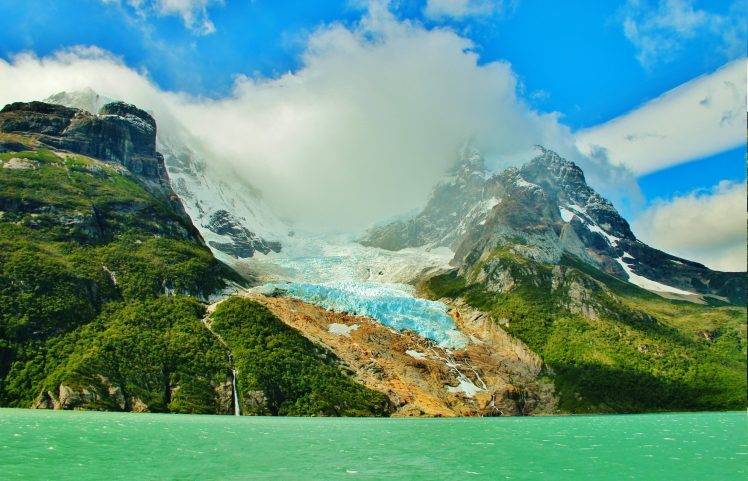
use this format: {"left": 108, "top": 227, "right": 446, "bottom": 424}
{"left": 2, "top": 102, "right": 174, "bottom": 202}
{"left": 0, "top": 100, "right": 202, "bottom": 242}
{"left": 206, "top": 210, "right": 281, "bottom": 258}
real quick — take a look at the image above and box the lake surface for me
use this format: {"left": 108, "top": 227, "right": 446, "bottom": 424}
{"left": 0, "top": 409, "right": 745, "bottom": 480}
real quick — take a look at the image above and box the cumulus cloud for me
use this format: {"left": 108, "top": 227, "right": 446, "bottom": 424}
{"left": 632, "top": 181, "right": 747, "bottom": 271}
{"left": 423, "top": 0, "right": 509, "bottom": 19}
{"left": 621, "top": 0, "right": 747, "bottom": 67}
{"left": 576, "top": 58, "right": 746, "bottom": 175}
{"left": 0, "top": 5, "right": 633, "bottom": 233}
{"left": 102, "top": 0, "right": 223, "bottom": 34}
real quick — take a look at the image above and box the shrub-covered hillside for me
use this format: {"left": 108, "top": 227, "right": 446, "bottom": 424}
{"left": 423, "top": 250, "right": 747, "bottom": 414}
{"left": 0, "top": 101, "right": 389, "bottom": 416}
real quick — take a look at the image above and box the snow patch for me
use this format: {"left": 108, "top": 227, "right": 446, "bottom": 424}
{"left": 514, "top": 177, "right": 541, "bottom": 190}
{"left": 586, "top": 222, "right": 621, "bottom": 246}
{"left": 447, "top": 377, "right": 484, "bottom": 398}
{"left": 559, "top": 206, "right": 575, "bottom": 223}
{"left": 567, "top": 204, "right": 587, "bottom": 215}
{"left": 616, "top": 253, "right": 694, "bottom": 296}
{"left": 486, "top": 197, "right": 501, "bottom": 210}
{"left": 328, "top": 323, "right": 359, "bottom": 337}
{"left": 406, "top": 349, "right": 427, "bottom": 360}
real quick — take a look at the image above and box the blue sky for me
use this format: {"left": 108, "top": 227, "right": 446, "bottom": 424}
{"left": 0, "top": 0, "right": 745, "bottom": 268}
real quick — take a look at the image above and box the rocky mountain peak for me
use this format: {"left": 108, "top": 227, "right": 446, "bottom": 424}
{"left": 45, "top": 88, "right": 114, "bottom": 114}
{"left": 362, "top": 146, "right": 745, "bottom": 304}
{"left": 0, "top": 100, "right": 162, "bottom": 180}
{"left": 98, "top": 101, "right": 157, "bottom": 132}
{"left": 455, "top": 145, "right": 485, "bottom": 170}
{"left": 0, "top": 99, "right": 193, "bottom": 230}
{"left": 523, "top": 145, "right": 587, "bottom": 189}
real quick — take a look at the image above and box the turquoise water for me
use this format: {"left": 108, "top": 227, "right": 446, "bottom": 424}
{"left": 0, "top": 409, "right": 745, "bottom": 480}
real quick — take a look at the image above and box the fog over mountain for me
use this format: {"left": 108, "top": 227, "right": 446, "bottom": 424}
{"left": 0, "top": 6, "right": 639, "bottom": 234}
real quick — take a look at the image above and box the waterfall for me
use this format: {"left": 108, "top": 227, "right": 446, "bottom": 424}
{"left": 228, "top": 351, "right": 240, "bottom": 416}
{"left": 231, "top": 367, "right": 240, "bottom": 416}
{"left": 201, "top": 308, "right": 240, "bottom": 416}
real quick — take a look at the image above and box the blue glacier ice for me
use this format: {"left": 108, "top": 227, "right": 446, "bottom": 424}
{"left": 265, "top": 281, "right": 468, "bottom": 348}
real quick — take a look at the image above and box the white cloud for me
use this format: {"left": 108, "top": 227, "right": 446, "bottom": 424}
{"left": 423, "top": 0, "right": 507, "bottom": 20}
{"left": 102, "top": 0, "right": 222, "bottom": 34}
{"left": 576, "top": 58, "right": 746, "bottom": 175}
{"left": 622, "top": 0, "right": 747, "bottom": 67}
{"left": 632, "top": 181, "right": 746, "bottom": 271}
{"left": 2, "top": 6, "right": 605, "bottom": 233}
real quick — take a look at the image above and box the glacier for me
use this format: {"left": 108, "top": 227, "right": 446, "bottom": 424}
{"left": 248, "top": 236, "right": 468, "bottom": 348}
{"left": 47, "top": 89, "right": 468, "bottom": 350}
{"left": 264, "top": 280, "right": 468, "bottom": 348}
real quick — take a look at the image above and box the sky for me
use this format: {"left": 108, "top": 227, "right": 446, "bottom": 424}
{"left": 0, "top": 0, "right": 745, "bottom": 270}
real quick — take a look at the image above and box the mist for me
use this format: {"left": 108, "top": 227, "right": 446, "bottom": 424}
{"left": 0, "top": 4, "right": 635, "bottom": 233}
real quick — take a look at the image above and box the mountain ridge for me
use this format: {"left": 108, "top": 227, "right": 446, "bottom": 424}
{"left": 363, "top": 146, "right": 745, "bottom": 304}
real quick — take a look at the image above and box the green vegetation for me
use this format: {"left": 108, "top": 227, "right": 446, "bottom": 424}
{"left": 210, "top": 297, "right": 391, "bottom": 416}
{"left": 4, "top": 297, "right": 231, "bottom": 413}
{"left": 0, "top": 142, "right": 243, "bottom": 411}
{"left": 424, "top": 251, "right": 747, "bottom": 414}
{"left": 0, "top": 140, "right": 389, "bottom": 416}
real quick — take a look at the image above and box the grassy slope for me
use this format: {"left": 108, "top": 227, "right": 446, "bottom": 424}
{"left": 423, "top": 251, "right": 746, "bottom": 414}
{"left": 0, "top": 146, "right": 388, "bottom": 415}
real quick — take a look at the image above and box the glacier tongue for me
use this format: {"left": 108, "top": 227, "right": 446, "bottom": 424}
{"left": 250, "top": 236, "right": 466, "bottom": 348}
{"left": 267, "top": 280, "right": 468, "bottom": 348}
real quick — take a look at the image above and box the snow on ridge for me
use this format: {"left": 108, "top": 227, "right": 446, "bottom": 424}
{"left": 564, "top": 204, "right": 620, "bottom": 246}
{"left": 559, "top": 206, "right": 575, "bottom": 223}
{"left": 406, "top": 349, "right": 427, "bottom": 360}
{"left": 616, "top": 253, "right": 694, "bottom": 296}
{"left": 566, "top": 204, "right": 587, "bottom": 215}
{"left": 514, "top": 177, "right": 541, "bottom": 191}
{"left": 586, "top": 222, "right": 621, "bottom": 247}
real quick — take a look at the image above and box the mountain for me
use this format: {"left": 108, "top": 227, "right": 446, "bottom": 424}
{"left": 1, "top": 96, "right": 744, "bottom": 416}
{"left": 366, "top": 146, "right": 745, "bottom": 305}
{"left": 44, "top": 90, "right": 288, "bottom": 263}
{"left": 0, "top": 100, "right": 388, "bottom": 415}
{"left": 362, "top": 147, "right": 746, "bottom": 413}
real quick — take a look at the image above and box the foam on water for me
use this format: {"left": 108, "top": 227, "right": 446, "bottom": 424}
{"left": 266, "top": 280, "right": 468, "bottom": 348}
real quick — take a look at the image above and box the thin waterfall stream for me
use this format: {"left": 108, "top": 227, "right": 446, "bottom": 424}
{"left": 202, "top": 304, "right": 241, "bottom": 416}
{"left": 229, "top": 353, "right": 240, "bottom": 416}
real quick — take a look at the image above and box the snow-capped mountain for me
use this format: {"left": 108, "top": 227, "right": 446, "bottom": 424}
{"left": 45, "top": 90, "right": 288, "bottom": 262}
{"left": 363, "top": 146, "right": 745, "bottom": 304}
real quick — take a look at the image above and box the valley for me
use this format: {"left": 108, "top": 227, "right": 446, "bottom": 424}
{"left": 0, "top": 96, "right": 744, "bottom": 416}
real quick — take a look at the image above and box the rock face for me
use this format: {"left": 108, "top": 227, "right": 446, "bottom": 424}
{"left": 246, "top": 293, "right": 555, "bottom": 417}
{"left": 206, "top": 210, "right": 282, "bottom": 259}
{"left": 364, "top": 146, "right": 745, "bottom": 304}
{"left": 1, "top": 101, "right": 160, "bottom": 178}
{"left": 0, "top": 101, "right": 192, "bottom": 226}
{"left": 43, "top": 90, "right": 288, "bottom": 261}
